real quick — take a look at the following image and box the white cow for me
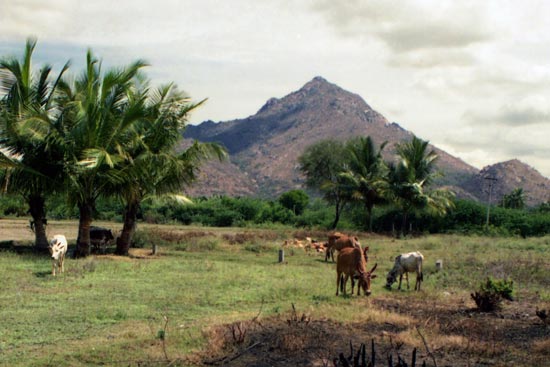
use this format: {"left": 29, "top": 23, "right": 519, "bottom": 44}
{"left": 385, "top": 251, "right": 424, "bottom": 291}
{"left": 49, "top": 234, "right": 68, "bottom": 276}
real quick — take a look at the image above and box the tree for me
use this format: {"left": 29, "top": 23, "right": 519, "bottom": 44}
{"left": 0, "top": 39, "right": 69, "bottom": 249}
{"left": 387, "top": 136, "right": 454, "bottom": 234}
{"left": 278, "top": 189, "right": 309, "bottom": 215}
{"left": 55, "top": 50, "right": 147, "bottom": 257}
{"left": 500, "top": 188, "right": 525, "bottom": 210}
{"left": 298, "top": 139, "right": 350, "bottom": 229}
{"left": 112, "top": 83, "right": 226, "bottom": 255}
{"left": 339, "top": 136, "right": 387, "bottom": 231}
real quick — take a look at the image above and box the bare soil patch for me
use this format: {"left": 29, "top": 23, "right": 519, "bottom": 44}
{"left": 192, "top": 296, "right": 550, "bottom": 367}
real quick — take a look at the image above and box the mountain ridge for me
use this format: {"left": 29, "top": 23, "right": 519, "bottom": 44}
{"left": 183, "top": 77, "right": 549, "bottom": 205}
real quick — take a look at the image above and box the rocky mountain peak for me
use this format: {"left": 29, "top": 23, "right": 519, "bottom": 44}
{"left": 183, "top": 77, "right": 550, "bottom": 203}
{"left": 462, "top": 159, "right": 550, "bottom": 206}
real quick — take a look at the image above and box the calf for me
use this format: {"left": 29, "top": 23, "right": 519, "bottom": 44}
{"left": 90, "top": 226, "right": 114, "bottom": 254}
{"left": 49, "top": 234, "right": 68, "bottom": 276}
{"left": 336, "top": 247, "right": 377, "bottom": 296}
{"left": 325, "top": 232, "right": 361, "bottom": 262}
{"left": 385, "top": 251, "right": 424, "bottom": 291}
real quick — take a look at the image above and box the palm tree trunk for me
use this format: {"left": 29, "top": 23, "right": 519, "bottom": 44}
{"left": 28, "top": 195, "right": 49, "bottom": 250}
{"left": 366, "top": 202, "right": 374, "bottom": 232}
{"left": 331, "top": 198, "right": 345, "bottom": 229}
{"left": 401, "top": 211, "right": 408, "bottom": 236}
{"left": 116, "top": 201, "right": 139, "bottom": 256}
{"left": 75, "top": 202, "right": 93, "bottom": 258}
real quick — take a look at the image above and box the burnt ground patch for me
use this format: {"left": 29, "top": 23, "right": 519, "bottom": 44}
{"left": 191, "top": 297, "right": 550, "bottom": 367}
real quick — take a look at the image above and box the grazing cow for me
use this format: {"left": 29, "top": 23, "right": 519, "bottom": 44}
{"left": 90, "top": 226, "right": 114, "bottom": 254}
{"left": 336, "top": 247, "right": 378, "bottom": 296}
{"left": 385, "top": 251, "right": 424, "bottom": 291}
{"left": 325, "top": 232, "right": 361, "bottom": 262}
{"left": 49, "top": 234, "right": 68, "bottom": 276}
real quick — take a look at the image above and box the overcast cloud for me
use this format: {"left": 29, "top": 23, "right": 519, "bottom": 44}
{"left": 1, "top": 0, "right": 550, "bottom": 177}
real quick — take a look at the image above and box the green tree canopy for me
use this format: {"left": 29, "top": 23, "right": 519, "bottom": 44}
{"left": 110, "top": 82, "right": 226, "bottom": 255}
{"left": 0, "top": 38, "right": 70, "bottom": 249}
{"left": 54, "top": 50, "right": 148, "bottom": 257}
{"left": 387, "top": 135, "right": 454, "bottom": 234}
{"left": 298, "top": 139, "right": 349, "bottom": 228}
{"left": 339, "top": 136, "right": 387, "bottom": 231}
{"left": 278, "top": 189, "right": 309, "bottom": 215}
{"left": 500, "top": 187, "right": 525, "bottom": 210}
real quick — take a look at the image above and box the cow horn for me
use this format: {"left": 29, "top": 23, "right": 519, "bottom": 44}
{"left": 369, "top": 263, "right": 378, "bottom": 273}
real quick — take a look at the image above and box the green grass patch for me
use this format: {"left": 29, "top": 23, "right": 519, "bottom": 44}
{"left": 1, "top": 223, "right": 549, "bottom": 365}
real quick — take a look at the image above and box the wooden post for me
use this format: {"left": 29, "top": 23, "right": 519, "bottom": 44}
{"left": 436, "top": 259, "right": 443, "bottom": 271}
{"left": 278, "top": 249, "right": 285, "bottom": 263}
{"left": 152, "top": 244, "right": 158, "bottom": 255}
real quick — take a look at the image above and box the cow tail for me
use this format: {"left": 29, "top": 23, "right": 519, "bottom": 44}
{"left": 339, "top": 274, "right": 345, "bottom": 293}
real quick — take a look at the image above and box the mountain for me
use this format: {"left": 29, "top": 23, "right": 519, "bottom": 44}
{"left": 461, "top": 159, "right": 550, "bottom": 207}
{"left": 182, "top": 77, "right": 550, "bottom": 205}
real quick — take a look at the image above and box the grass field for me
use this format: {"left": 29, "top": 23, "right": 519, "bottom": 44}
{"left": 1, "top": 219, "right": 549, "bottom": 366}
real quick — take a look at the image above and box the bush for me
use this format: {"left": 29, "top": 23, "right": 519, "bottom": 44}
{"left": 0, "top": 195, "right": 27, "bottom": 216}
{"left": 471, "top": 277, "right": 514, "bottom": 312}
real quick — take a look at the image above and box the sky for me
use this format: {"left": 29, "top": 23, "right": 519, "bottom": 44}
{"left": 2, "top": 0, "right": 550, "bottom": 177}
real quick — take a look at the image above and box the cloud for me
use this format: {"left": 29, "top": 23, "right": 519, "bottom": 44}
{"left": 376, "top": 22, "right": 489, "bottom": 53}
{"left": 0, "top": 0, "right": 75, "bottom": 41}
{"left": 442, "top": 122, "right": 550, "bottom": 176}
{"left": 464, "top": 98, "right": 550, "bottom": 127}
{"left": 387, "top": 49, "right": 477, "bottom": 68}
{"left": 311, "top": 0, "right": 491, "bottom": 60}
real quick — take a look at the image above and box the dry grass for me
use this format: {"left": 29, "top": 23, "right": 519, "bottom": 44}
{"left": 2, "top": 219, "right": 550, "bottom": 366}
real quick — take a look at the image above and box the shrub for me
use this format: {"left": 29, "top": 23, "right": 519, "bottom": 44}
{"left": 471, "top": 277, "right": 514, "bottom": 312}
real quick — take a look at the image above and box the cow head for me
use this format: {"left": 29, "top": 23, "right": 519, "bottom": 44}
{"left": 386, "top": 270, "right": 397, "bottom": 289}
{"left": 49, "top": 239, "right": 64, "bottom": 260}
{"left": 358, "top": 263, "right": 378, "bottom": 296}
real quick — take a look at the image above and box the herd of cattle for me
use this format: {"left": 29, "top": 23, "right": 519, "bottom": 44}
{"left": 47, "top": 229, "right": 424, "bottom": 297}
{"left": 282, "top": 232, "right": 424, "bottom": 296}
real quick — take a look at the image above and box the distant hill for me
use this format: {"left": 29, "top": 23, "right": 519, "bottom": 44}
{"left": 461, "top": 159, "right": 550, "bottom": 207}
{"left": 183, "top": 77, "right": 550, "bottom": 206}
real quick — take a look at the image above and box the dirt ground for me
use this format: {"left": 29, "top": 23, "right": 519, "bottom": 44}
{"left": 192, "top": 296, "right": 550, "bottom": 367}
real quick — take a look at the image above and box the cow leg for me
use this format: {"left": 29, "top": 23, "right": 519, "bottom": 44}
{"left": 405, "top": 272, "right": 410, "bottom": 290}
{"left": 398, "top": 274, "right": 403, "bottom": 290}
{"left": 51, "top": 261, "right": 55, "bottom": 276}
{"left": 60, "top": 254, "right": 65, "bottom": 274}
{"left": 343, "top": 274, "right": 350, "bottom": 295}
{"left": 336, "top": 271, "right": 341, "bottom": 296}
{"left": 351, "top": 277, "right": 356, "bottom": 295}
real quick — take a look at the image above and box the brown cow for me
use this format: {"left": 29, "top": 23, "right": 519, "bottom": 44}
{"left": 336, "top": 247, "right": 377, "bottom": 296}
{"left": 325, "top": 232, "right": 361, "bottom": 262}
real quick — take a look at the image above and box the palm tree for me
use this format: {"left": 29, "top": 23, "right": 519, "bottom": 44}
{"left": 111, "top": 83, "right": 226, "bottom": 255}
{"left": 500, "top": 187, "right": 526, "bottom": 209}
{"left": 0, "top": 39, "right": 69, "bottom": 249}
{"left": 339, "top": 136, "right": 387, "bottom": 231}
{"left": 55, "top": 50, "right": 147, "bottom": 257}
{"left": 387, "top": 136, "right": 454, "bottom": 234}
